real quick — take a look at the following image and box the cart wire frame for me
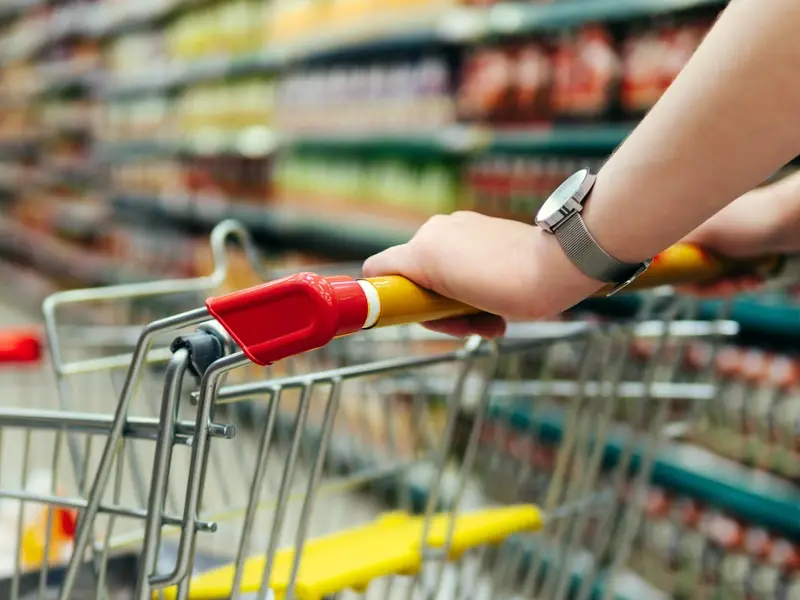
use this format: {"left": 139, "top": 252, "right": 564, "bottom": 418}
{"left": 0, "top": 219, "right": 785, "bottom": 600}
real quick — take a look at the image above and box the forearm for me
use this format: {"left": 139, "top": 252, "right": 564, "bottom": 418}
{"left": 767, "top": 172, "right": 800, "bottom": 254}
{"left": 584, "top": 0, "right": 800, "bottom": 263}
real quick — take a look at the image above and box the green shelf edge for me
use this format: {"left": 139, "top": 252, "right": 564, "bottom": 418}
{"left": 110, "top": 195, "right": 413, "bottom": 259}
{"left": 486, "top": 0, "right": 726, "bottom": 36}
{"left": 100, "top": 125, "right": 631, "bottom": 160}
{"left": 500, "top": 404, "right": 800, "bottom": 539}
{"left": 488, "top": 125, "right": 632, "bottom": 155}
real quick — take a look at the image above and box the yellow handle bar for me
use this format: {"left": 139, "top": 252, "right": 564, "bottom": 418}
{"left": 365, "top": 244, "right": 788, "bottom": 328}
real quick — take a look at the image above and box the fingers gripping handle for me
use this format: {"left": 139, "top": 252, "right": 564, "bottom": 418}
{"left": 206, "top": 244, "right": 791, "bottom": 365}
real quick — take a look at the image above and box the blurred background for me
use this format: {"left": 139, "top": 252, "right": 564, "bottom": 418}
{"left": 0, "top": 0, "right": 799, "bottom": 598}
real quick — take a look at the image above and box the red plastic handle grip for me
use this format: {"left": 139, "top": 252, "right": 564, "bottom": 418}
{"left": 207, "top": 273, "right": 368, "bottom": 366}
{"left": 0, "top": 328, "right": 43, "bottom": 364}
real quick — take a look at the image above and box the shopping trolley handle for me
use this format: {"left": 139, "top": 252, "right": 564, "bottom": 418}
{"left": 205, "top": 244, "right": 794, "bottom": 366}
{"left": 0, "top": 328, "right": 42, "bottom": 364}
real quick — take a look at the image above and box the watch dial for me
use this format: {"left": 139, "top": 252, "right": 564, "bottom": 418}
{"left": 538, "top": 169, "right": 588, "bottom": 221}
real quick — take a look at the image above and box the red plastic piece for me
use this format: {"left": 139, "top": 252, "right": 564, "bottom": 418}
{"left": 206, "top": 273, "right": 368, "bottom": 366}
{"left": 0, "top": 328, "right": 43, "bottom": 364}
{"left": 58, "top": 508, "right": 78, "bottom": 538}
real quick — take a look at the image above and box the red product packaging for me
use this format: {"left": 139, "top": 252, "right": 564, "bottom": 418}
{"left": 551, "top": 25, "right": 620, "bottom": 122}
{"left": 620, "top": 25, "right": 668, "bottom": 115}
{"left": 621, "top": 19, "right": 709, "bottom": 117}
{"left": 513, "top": 42, "right": 553, "bottom": 124}
{"left": 457, "top": 47, "right": 515, "bottom": 123}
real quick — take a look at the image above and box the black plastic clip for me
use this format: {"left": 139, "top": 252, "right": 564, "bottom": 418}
{"left": 170, "top": 331, "right": 225, "bottom": 378}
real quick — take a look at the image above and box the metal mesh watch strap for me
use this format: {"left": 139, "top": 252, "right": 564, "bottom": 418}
{"left": 555, "top": 213, "right": 643, "bottom": 284}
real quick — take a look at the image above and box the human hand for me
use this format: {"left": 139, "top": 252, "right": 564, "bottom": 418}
{"left": 362, "top": 211, "right": 603, "bottom": 338}
{"left": 681, "top": 175, "right": 800, "bottom": 297}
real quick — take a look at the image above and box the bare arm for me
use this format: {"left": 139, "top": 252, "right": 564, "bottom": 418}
{"left": 588, "top": 0, "right": 800, "bottom": 263}
{"left": 363, "top": 0, "right": 800, "bottom": 333}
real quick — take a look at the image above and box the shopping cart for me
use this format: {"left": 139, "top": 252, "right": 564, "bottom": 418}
{"left": 0, "top": 220, "right": 797, "bottom": 600}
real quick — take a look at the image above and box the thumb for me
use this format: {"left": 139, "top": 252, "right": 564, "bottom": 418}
{"left": 362, "top": 244, "right": 433, "bottom": 289}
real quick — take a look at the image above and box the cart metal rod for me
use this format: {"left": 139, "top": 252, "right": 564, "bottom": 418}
{"left": 209, "top": 324, "right": 596, "bottom": 403}
{"left": 59, "top": 346, "right": 174, "bottom": 375}
{"left": 0, "top": 489, "right": 217, "bottom": 531}
{"left": 373, "top": 379, "right": 718, "bottom": 402}
{"left": 0, "top": 408, "right": 235, "bottom": 440}
{"left": 59, "top": 307, "right": 211, "bottom": 600}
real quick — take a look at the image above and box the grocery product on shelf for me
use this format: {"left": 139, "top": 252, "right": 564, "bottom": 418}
{"left": 176, "top": 77, "right": 276, "bottom": 143}
{"left": 458, "top": 27, "right": 625, "bottom": 126}
{"left": 167, "top": 0, "right": 265, "bottom": 62}
{"left": 620, "top": 19, "right": 711, "bottom": 117}
{"left": 265, "top": 0, "right": 457, "bottom": 48}
{"left": 106, "top": 30, "right": 169, "bottom": 86}
{"left": 273, "top": 151, "right": 462, "bottom": 222}
{"left": 632, "top": 486, "right": 800, "bottom": 600}
{"left": 104, "top": 95, "right": 175, "bottom": 143}
{"left": 275, "top": 56, "right": 454, "bottom": 134}
{"left": 464, "top": 155, "right": 603, "bottom": 222}
{"left": 550, "top": 24, "right": 620, "bottom": 122}
{"left": 458, "top": 42, "right": 554, "bottom": 125}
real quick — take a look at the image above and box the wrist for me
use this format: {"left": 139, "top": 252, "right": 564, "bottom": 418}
{"left": 579, "top": 167, "right": 664, "bottom": 265}
{"left": 772, "top": 179, "right": 800, "bottom": 254}
{"left": 523, "top": 225, "right": 605, "bottom": 319}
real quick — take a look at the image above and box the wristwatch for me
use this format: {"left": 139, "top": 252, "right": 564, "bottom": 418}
{"left": 535, "top": 169, "right": 652, "bottom": 295}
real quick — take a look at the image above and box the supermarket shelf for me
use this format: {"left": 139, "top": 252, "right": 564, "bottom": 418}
{"left": 101, "top": 0, "right": 726, "bottom": 98}
{"left": 489, "top": 125, "right": 632, "bottom": 155}
{"left": 481, "top": 0, "right": 726, "bottom": 36}
{"left": 286, "top": 124, "right": 631, "bottom": 157}
{"left": 100, "top": 125, "right": 631, "bottom": 160}
{"left": 580, "top": 289, "right": 800, "bottom": 350}
{"left": 0, "top": 0, "right": 45, "bottom": 22}
{"left": 0, "top": 218, "right": 147, "bottom": 287}
{"left": 91, "top": 0, "right": 227, "bottom": 38}
{"left": 91, "top": 0, "right": 187, "bottom": 38}
{"left": 37, "top": 68, "right": 99, "bottom": 96}
{"left": 286, "top": 127, "right": 495, "bottom": 157}
{"left": 99, "top": 127, "right": 278, "bottom": 160}
{"left": 0, "top": 139, "right": 39, "bottom": 161}
{"left": 506, "top": 406, "right": 800, "bottom": 539}
{"left": 103, "top": 51, "right": 283, "bottom": 99}
{"left": 111, "top": 194, "right": 414, "bottom": 258}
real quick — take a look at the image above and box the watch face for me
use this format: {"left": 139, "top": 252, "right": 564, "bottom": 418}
{"left": 537, "top": 169, "right": 590, "bottom": 225}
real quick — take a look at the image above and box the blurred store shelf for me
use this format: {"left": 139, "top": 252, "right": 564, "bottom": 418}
{"left": 101, "top": 0, "right": 727, "bottom": 99}
{"left": 0, "top": 218, "right": 145, "bottom": 287}
{"left": 506, "top": 406, "right": 800, "bottom": 539}
{"left": 103, "top": 51, "right": 283, "bottom": 99}
{"left": 90, "top": 0, "right": 188, "bottom": 38}
{"left": 0, "top": 0, "right": 46, "bottom": 22}
{"left": 100, "top": 125, "right": 632, "bottom": 160}
{"left": 100, "top": 127, "right": 279, "bottom": 160}
{"left": 0, "top": 138, "right": 39, "bottom": 161}
{"left": 111, "top": 194, "right": 414, "bottom": 259}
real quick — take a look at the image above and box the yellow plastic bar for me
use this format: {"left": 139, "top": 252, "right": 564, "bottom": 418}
{"left": 366, "top": 275, "right": 479, "bottom": 328}
{"left": 610, "top": 243, "right": 784, "bottom": 293}
{"left": 159, "top": 505, "right": 543, "bottom": 600}
{"left": 365, "top": 244, "right": 786, "bottom": 328}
